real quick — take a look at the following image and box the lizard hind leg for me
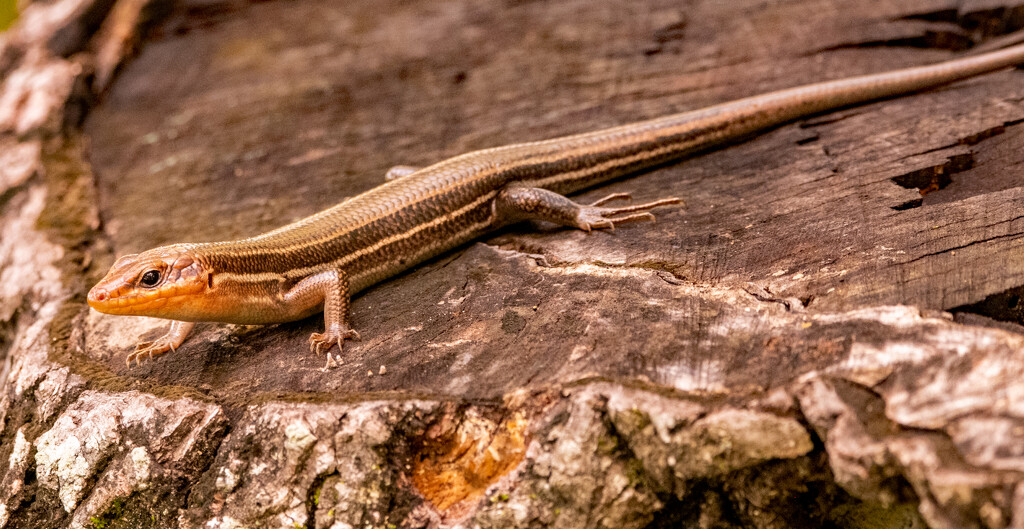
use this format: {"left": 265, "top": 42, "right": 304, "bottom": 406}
{"left": 495, "top": 186, "right": 683, "bottom": 232}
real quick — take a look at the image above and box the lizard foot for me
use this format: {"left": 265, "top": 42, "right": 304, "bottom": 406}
{"left": 125, "top": 338, "right": 176, "bottom": 367}
{"left": 124, "top": 321, "right": 194, "bottom": 368}
{"left": 576, "top": 196, "right": 683, "bottom": 232}
{"left": 309, "top": 326, "right": 361, "bottom": 355}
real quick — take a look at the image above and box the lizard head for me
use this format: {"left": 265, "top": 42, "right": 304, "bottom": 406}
{"left": 88, "top": 245, "right": 211, "bottom": 319}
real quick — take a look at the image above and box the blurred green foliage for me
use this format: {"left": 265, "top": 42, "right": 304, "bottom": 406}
{"left": 0, "top": 0, "right": 16, "bottom": 32}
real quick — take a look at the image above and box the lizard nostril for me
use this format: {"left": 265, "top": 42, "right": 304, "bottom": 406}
{"left": 88, "top": 288, "right": 109, "bottom": 303}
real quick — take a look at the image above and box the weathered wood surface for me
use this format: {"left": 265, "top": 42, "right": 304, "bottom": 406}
{"left": 3, "top": 0, "right": 1024, "bottom": 527}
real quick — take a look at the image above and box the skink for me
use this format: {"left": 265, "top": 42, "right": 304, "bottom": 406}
{"left": 89, "top": 43, "right": 1024, "bottom": 367}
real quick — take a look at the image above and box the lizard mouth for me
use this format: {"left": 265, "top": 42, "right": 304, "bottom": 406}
{"left": 88, "top": 287, "right": 168, "bottom": 314}
{"left": 87, "top": 283, "right": 203, "bottom": 316}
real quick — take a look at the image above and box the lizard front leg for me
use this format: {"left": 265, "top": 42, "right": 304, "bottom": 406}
{"left": 283, "top": 269, "right": 360, "bottom": 355}
{"left": 494, "top": 186, "right": 682, "bottom": 231}
{"left": 126, "top": 320, "right": 196, "bottom": 367}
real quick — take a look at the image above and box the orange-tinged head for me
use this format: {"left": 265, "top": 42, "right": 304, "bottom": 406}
{"left": 88, "top": 245, "right": 211, "bottom": 320}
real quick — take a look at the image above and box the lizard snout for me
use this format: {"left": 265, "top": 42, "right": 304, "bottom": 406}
{"left": 88, "top": 286, "right": 110, "bottom": 306}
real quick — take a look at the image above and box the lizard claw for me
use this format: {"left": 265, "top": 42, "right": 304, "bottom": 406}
{"left": 309, "top": 326, "right": 360, "bottom": 356}
{"left": 124, "top": 321, "right": 193, "bottom": 368}
{"left": 126, "top": 339, "right": 176, "bottom": 367}
{"left": 576, "top": 197, "right": 683, "bottom": 232}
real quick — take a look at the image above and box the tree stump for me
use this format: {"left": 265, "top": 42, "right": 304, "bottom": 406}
{"left": 3, "top": 0, "right": 1024, "bottom": 527}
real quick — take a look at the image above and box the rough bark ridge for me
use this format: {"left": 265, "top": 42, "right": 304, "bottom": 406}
{"left": 3, "top": 0, "right": 1024, "bottom": 527}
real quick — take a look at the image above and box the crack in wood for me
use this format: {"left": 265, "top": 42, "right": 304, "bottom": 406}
{"left": 911, "top": 118, "right": 1024, "bottom": 159}
{"left": 956, "top": 5, "right": 1024, "bottom": 38}
{"left": 818, "top": 31, "right": 974, "bottom": 53}
{"left": 904, "top": 224, "right": 1024, "bottom": 264}
{"left": 899, "top": 8, "right": 959, "bottom": 24}
{"left": 890, "top": 153, "right": 974, "bottom": 210}
{"left": 952, "top": 284, "right": 1024, "bottom": 325}
{"left": 799, "top": 111, "right": 864, "bottom": 129}
{"left": 820, "top": 3, "right": 1024, "bottom": 53}
{"left": 644, "top": 15, "right": 687, "bottom": 56}
{"left": 743, "top": 284, "right": 807, "bottom": 312}
{"left": 304, "top": 469, "right": 338, "bottom": 529}
{"left": 890, "top": 117, "right": 1024, "bottom": 210}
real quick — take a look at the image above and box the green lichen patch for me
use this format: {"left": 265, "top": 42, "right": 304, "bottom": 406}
{"left": 85, "top": 492, "right": 172, "bottom": 529}
{"left": 828, "top": 501, "right": 926, "bottom": 529}
{"left": 304, "top": 470, "right": 336, "bottom": 529}
{"left": 89, "top": 497, "right": 126, "bottom": 529}
{"left": 0, "top": 0, "right": 17, "bottom": 31}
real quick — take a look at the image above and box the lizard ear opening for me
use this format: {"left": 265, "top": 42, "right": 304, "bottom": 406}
{"left": 207, "top": 273, "right": 214, "bottom": 289}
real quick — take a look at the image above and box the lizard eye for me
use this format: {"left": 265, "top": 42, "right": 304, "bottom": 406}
{"left": 139, "top": 270, "right": 162, "bottom": 287}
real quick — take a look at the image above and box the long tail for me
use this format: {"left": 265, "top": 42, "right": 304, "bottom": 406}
{"left": 520, "top": 41, "right": 1024, "bottom": 195}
